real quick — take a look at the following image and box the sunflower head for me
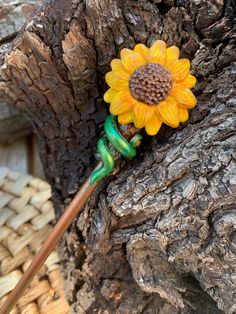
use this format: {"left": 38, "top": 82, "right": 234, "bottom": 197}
{"left": 104, "top": 40, "right": 197, "bottom": 136}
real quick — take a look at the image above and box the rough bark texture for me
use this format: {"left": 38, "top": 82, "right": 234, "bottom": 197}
{"left": 0, "top": 0, "right": 42, "bottom": 143}
{"left": 0, "top": 0, "right": 236, "bottom": 313}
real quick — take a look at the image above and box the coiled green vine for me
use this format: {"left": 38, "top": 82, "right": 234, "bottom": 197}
{"left": 90, "top": 115, "right": 142, "bottom": 185}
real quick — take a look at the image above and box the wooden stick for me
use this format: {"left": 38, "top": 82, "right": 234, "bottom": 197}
{"left": 0, "top": 165, "right": 101, "bottom": 314}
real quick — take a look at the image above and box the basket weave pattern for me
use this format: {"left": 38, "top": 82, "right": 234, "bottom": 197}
{"left": 0, "top": 167, "right": 70, "bottom": 314}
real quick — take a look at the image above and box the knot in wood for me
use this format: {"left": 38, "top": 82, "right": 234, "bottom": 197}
{"left": 129, "top": 63, "right": 173, "bottom": 105}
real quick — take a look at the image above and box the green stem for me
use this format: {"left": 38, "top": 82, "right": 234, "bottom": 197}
{"left": 90, "top": 115, "right": 142, "bottom": 185}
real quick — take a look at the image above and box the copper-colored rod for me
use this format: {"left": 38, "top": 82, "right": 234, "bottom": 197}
{"left": 0, "top": 165, "right": 101, "bottom": 314}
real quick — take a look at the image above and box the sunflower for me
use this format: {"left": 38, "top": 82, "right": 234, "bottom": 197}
{"left": 104, "top": 40, "right": 197, "bottom": 136}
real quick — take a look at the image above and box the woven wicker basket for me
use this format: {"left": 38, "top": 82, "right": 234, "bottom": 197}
{"left": 0, "top": 167, "right": 71, "bottom": 314}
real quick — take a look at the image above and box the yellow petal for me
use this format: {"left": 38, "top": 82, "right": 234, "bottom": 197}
{"left": 155, "top": 107, "right": 162, "bottom": 120}
{"left": 118, "top": 112, "right": 133, "bottom": 124}
{"left": 158, "top": 98, "right": 180, "bottom": 128}
{"left": 110, "top": 59, "right": 125, "bottom": 71}
{"left": 145, "top": 113, "right": 162, "bottom": 135}
{"left": 178, "top": 108, "right": 189, "bottom": 122}
{"left": 105, "top": 71, "right": 130, "bottom": 90}
{"left": 120, "top": 48, "right": 146, "bottom": 73}
{"left": 165, "top": 46, "right": 180, "bottom": 69}
{"left": 134, "top": 43, "right": 149, "bottom": 60}
{"left": 104, "top": 88, "right": 117, "bottom": 103}
{"left": 110, "top": 90, "right": 135, "bottom": 115}
{"left": 171, "top": 59, "right": 190, "bottom": 81}
{"left": 181, "top": 74, "right": 197, "bottom": 89}
{"left": 171, "top": 84, "right": 197, "bottom": 109}
{"left": 147, "top": 40, "right": 166, "bottom": 65}
{"left": 134, "top": 102, "right": 155, "bottom": 128}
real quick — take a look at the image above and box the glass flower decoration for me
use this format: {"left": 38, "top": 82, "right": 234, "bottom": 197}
{"left": 104, "top": 40, "right": 197, "bottom": 135}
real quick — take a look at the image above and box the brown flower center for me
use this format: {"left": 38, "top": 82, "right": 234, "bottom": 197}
{"left": 129, "top": 63, "right": 173, "bottom": 105}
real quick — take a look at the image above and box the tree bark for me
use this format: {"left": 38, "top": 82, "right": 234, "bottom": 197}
{"left": 0, "top": 0, "right": 236, "bottom": 313}
{"left": 0, "top": 0, "right": 42, "bottom": 143}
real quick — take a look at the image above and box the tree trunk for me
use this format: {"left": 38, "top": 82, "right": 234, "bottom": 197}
{"left": 0, "top": 0, "right": 236, "bottom": 313}
{"left": 0, "top": 0, "right": 42, "bottom": 143}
